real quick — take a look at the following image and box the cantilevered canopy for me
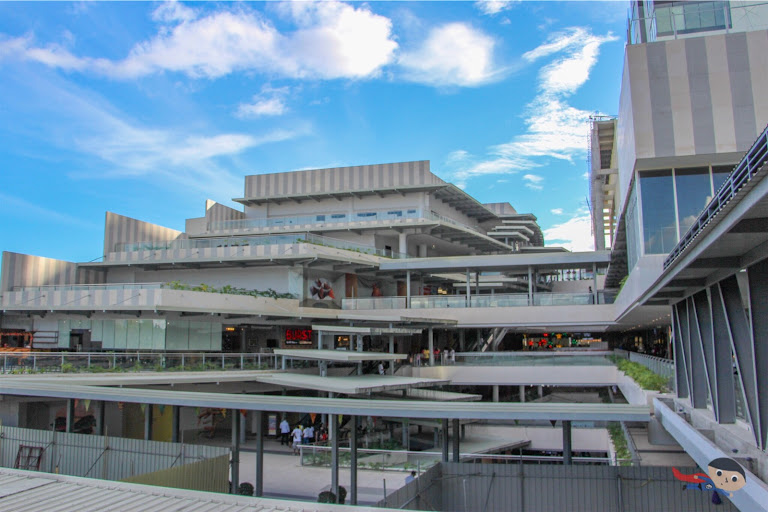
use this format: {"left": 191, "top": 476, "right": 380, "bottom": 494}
{"left": 253, "top": 373, "right": 449, "bottom": 394}
{"left": 273, "top": 349, "right": 407, "bottom": 362}
{"left": 1, "top": 381, "right": 651, "bottom": 422}
{"left": 311, "top": 325, "right": 425, "bottom": 335}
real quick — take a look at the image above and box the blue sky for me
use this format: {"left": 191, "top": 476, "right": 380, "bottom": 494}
{"left": 0, "top": 0, "right": 628, "bottom": 262}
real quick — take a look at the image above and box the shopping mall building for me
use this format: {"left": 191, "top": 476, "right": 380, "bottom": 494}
{"left": 1, "top": 2, "right": 768, "bottom": 510}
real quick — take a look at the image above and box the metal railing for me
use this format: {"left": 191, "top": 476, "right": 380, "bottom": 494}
{"left": 299, "top": 444, "right": 615, "bottom": 470}
{"left": 342, "top": 292, "right": 611, "bottom": 310}
{"left": 628, "top": 2, "right": 768, "bottom": 45}
{"left": 0, "top": 351, "right": 279, "bottom": 374}
{"left": 13, "top": 282, "right": 165, "bottom": 292}
{"left": 114, "top": 232, "right": 406, "bottom": 259}
{"left": 209, "top": 208, "right": 488, "bottom": 238}
{"left": 452, "top": 352, "right": 615, "bottom": 367}
{"left": 664, "top": 125, "right": 768, "bottom": 269}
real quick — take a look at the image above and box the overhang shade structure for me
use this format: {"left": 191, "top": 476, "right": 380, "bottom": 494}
{"left": 253, "top": 374, "right": 450, "bottom": 395}
{"left": 0, "top": 380, "right": 651, "bottom": 422}
{"left": 636, "top": 125, "right": 768, "bottom": 450}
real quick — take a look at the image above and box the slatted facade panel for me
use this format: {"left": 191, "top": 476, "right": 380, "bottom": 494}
{"left": 244, "top": 161, "right": 440, "bottom": 198}
{"left": 204, "top": 200, "right": 245, "bottom": 229}
{"left": 103, "top": 212, "right": 183, "bottom": 255}
{"left": 0, "top": 252, "right": 105, "bottom": 292}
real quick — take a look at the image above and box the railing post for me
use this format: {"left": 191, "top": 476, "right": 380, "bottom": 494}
{"left": 240, "top": 354, "right": 244, "bottom": 369}
{"left": 33, "top": 354, "right": 37, "bottom": 371}
{"left": 181, "top": 353, "right": 185, "bottom": 370}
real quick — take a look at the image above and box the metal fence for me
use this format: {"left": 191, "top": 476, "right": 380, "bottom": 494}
{"left": 0, "top": 351, "right": 279, "bottom": 374}
{"left": 380, "top": 462, "right": 738, "bottom": 511}
{"left": 0, "top": 426, "right": 229, "bottom": 484}
{"left": 342, "top": 292, "right": 612, "bottom": 310}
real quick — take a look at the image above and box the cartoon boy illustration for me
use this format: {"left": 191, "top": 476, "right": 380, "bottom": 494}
{"left": 674, "top": 457, "right": 747, "bottom": 505}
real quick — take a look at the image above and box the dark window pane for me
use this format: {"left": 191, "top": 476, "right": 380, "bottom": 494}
{"left": 640, "top": 170, "right": 677, "bottom": 254}
{"left": 675, "top": 167, "right": 712, "bottom": 236}
{"left": 712, "top": 164, "right": 733, "bottom": 194}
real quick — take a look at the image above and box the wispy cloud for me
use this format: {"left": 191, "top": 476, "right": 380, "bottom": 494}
{"left": 446, "top": 27, "right": 616, "bottom": 184}
{"left": 474, "top": 1, "right": 519, "bottom": 16}
{"left": 523, "top": 173, "right": 543, "bottom": 190}
{"left": 399, "top": 23, "right": 503, "bottom": 87}
{"left": 0, "top": 1, "right": 398, "bottom": 81}
{"left": 544, "top": 212, "right": 594, "bottom": 252}
{"left": 550, "top": 208, "right": 564, "bottom": 215}
{"left": 0, "top": 193, "right": 97, "bottom": 229}
{"left": 236, "top": 85, "right": 291, "bottom": 118}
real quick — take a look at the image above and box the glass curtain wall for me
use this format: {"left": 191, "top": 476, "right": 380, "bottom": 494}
{"left": 639, "top": 165, "right": 732, "bottom": 256}
{"left": 625, "top": 182, "right": 642, "bottom": 272}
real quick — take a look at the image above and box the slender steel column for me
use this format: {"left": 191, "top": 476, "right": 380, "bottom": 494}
{"left": 747, "top": 260, "right": 768, "bottom": 449}
{"left": 255, "top": 411, "right": 264, "bottom": 496}
{"left": 331, "top": 414, "right": 339, "bottom": 499}
{"left": 66, "top": 399, "right": 75, "bottom": 433}
{"left": 441, "top": 419, "right": 449, "bottom": 463}
{"left": 428, "top": 328, "right": 434, "bottom": 366}
{"left": 171, "top": 405, "right": 180, "bottom": 443}
{"left": 231, "top": 410, "right": 240, "bottom": 494}
{"left": 693, "top": 290, "right": 717, "bottom": 412}
{"left": 562, "top": 421, "right": 572, "bottom": 465}
{"left": 465, "top": 269, "right": 471, "bottom": 306}
{"left": 672, "top": 305, "right": 689, "bottom": 399}
{"left": 687, "top": 296, "right": 709, "bottom": 408}
{"left": 97, "top": 401, "right": 106, "bottom": 436}
{"left": 350, "top": 416, "right": 358, "bottom": 505}
{"left": 406, "top": 270, "right": 411, "bottom": 308}
{"left": 452, "top": 419, "right": 460, "bottom": 463}
{"left": 144, "top": 404, "right": 153, "bottom": 440}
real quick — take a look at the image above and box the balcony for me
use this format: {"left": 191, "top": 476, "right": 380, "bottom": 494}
{"left": 342, "top": 292, "right": 615, "bottom": 310}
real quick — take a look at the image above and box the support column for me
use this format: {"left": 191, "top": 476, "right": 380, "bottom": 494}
{"left": 398, "top": 232, "right": 408, "bottom": 255}
{"left": 171, "top": 405, "right": 180, "bottom": 443}
{"left": 475, "top": 272, "right": 480, "bottom": 296}
{"left": 709, "top": 285, "right": 737, "bottom": 423}
{"left": 428, "top": 328, "right": 434, "bottom": 366}
{"left": 350, "top": 416, "right": 358, "bottom": 505}
{"left": 592, "top": 263, "right": 598, "bottom": 304}
{"left": 672, "top": 305, "right": 689, "bottom": 399}
{"left": 240, "top": 327, "right": 247, "bottom": 353}
{"left": 441, "top": 419, "right": 449, "bottom": 463}
{"left": 528, "top": 266, "right": 533, "bottom": 305}
{"left": 452, "top": 419, "right": 460, "bottom": 463}
{"left": 519, "top": 386, "right": 525, "bottom": 403}
{"left": 389, "top": 334, "right": 395, "bottom": 375}
{"left": 492, "top": 385, "right": 500, "bottom": 402}
{"left": 318, "top": 332, "right": 323, "bottom": 350}
{"left": 746, "top": 259, "right": 768, "bottom": 449}
{"left": 562, "top": 420, "right": 572, "bottom": 465}
{"left": 66, "top": 399, "right": 75, "bottom": 433}
{"left": 331, "top": 414, "right": 339, "bottom": 499}
{"left": 144, "top": 404, "right": 153, "bottom": 441}
{"left": 402, "top": 419, "right": 409, "bottom": 450}
{"left": 686, "top": 297, "right": 709, "bottom": 409}
{"left": 240, "top": 411, "right": 247, "bottom": 445}
{"left": 406, "top": 270, "right": 411, "bottom": 308}
{"left": 231, "top": 410, "right": 240, "bottom": 494}
{"left": 97, "top": 401, "right": 106, "bottom": 436}
{"left": 465, "top": 269, "right": 471, "bottom": 306}
{"left": 538, "top": 386, "right": 543, "bottom": 398}
{"left": 459, "top": 330, "right": 465, "bottom": 352}
{"left": 254, "top": 411, "right": 264, "bottom": 497}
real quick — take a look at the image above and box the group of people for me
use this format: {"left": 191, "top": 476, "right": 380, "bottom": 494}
{"left": 410, "top": 347, "right": 456, "bottom": 366}
{"left": 280, "top": 418, "right": 327, "bottom": 455}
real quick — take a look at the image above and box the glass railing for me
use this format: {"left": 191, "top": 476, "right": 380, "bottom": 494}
{"left": 13, "top": 283, "right": 165, "bottom": 292}
{"left": 0, "top": 351, "right": 280, "bottom": 374}
{"left": 453, "top": 353, "right": 614, "bottom": 366}
{"left": 208, "top": 209, "right": 489, "bottom": 238}
{"left": 114, "top": 233, "right": 407, "bottom": 259}
{"left": 342, "top": 292, "right": 609, "bottom": 310}
{"left": 629, "top": 2, "right": 768, "bottom": 45}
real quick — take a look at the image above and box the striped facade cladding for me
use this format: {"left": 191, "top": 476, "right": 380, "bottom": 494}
{"left": 1, "top": 288, "right": 160, "bottom": 310}
{"left": 103, "top": 212, "right": 184, "bottom": 255}
{"left": 204, "top": 200, "right": 245, "bottom": 229}
{"left": 483, "top": 202, "right": 518, "bottom": 215}
{"left": 0, "top": 252, "right": 104, "bottom": 292}
{"left": 243, "top": 161, "right": 440, "bottom": 198}
{"left": 626, "top": 30, "right": 768, "bottom": 162}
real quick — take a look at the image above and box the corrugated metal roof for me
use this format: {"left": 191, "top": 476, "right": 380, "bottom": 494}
{"left": 0, "top": 468, "right": 397, "bottom": 512}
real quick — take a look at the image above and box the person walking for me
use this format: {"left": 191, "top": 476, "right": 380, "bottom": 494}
{"left": 280, "top": 417, "right": 290, "bottom": 446}
{"left": 291, "top": 424, "right": 303, "bottom": 455}
{"left": 303, "top": 424, "right": 314, "bottom": 444}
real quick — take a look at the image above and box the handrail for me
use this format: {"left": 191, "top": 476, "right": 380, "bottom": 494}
{"left": 664, "top": 124, "right": 768, "bottom": 270}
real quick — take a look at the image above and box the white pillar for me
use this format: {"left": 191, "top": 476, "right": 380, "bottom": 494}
{"left": 398, "top": 232, "right": 408, "bottom": 254}
{"left": 406, "top": 270, "right": 411, "bottom": 308}
{"left": 492, "top": 385, "right": 500, "bottom": 402}
{"left": 428, "top": 328, "right": 434, "bottom": 366}
{"left": 465, "top": 269, "right": 471, "bottom": 306}
{"left": 519, "top": 385, "right": 525, "bottom": 402}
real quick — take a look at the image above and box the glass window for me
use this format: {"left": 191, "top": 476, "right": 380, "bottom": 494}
{"left": 357, "top": 212, "right": 376, "bottom": 218}
{"left": 712, "top": 165, "right": 733, "bottom": 194}
{"left": 640, "top": 170, "right": 677, "bottom": 254}
{"left": 316, "top": 215, "right": 326, "bottom": 221}
{"left": 330, "top": 214, "right": 346, "bottom": 219}
{"left": 387, "top": 210, "right": 402, "bottom": 217}
{"left": 626, "top": 182, "right": 641, "bottom": 271}
{"left": 675, "top": 167, "right": 713, "bottom": 236}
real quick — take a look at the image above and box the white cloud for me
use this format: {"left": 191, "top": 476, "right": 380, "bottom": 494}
{"left": 474, "top": 1, "right": 518, "bottom": 16}
{"left": 236, "top": 85, "right": 290, "bottom": 118}
{"left": 399, "top": 23, "right": 501, "bottom": 87}
{"left": 1, "top": 2, "right": 398, "bottom": 81}
{"left": 446, "top": 27, "right": 616, "bottom": 184}
{"left": 446, "top": 150, "right": 470, "bottom": 164}
{"left": 523, "top": 173, "right": 544, "bottom": 190}
{"left": 544, "top": 214, "right": 594, "bottom": 252}
{"left": 550, "top": 208, "right": 564, "bottom": 215}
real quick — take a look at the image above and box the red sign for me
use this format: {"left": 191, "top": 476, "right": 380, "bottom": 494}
{"left": 285, "top": 329, "right": 313, "bottom": 345}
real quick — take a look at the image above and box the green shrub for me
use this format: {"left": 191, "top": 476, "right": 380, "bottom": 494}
{"left": 608, "top": 356, "right": 668, "bottom": 392}
{"left": 608, "top": 423, "right": 632, "bottom": 466}
{"left": 61, "top": 363, "right": 76, "bottom": 373}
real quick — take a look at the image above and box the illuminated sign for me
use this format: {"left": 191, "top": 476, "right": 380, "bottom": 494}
{"left": 285, "top": 329, "right": 313, "bottom": 345}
